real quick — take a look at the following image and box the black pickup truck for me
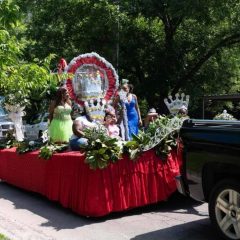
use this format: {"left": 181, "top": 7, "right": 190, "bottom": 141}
{"left": 177, "top": 119, "right": 240, "bottom": 240}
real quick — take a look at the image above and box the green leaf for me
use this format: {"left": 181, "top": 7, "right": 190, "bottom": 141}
{"left": 130, "top": 148, "right": 140, "bottom": 160}
{"left": 103, "top": 154, "right": 110, "bottom": 160}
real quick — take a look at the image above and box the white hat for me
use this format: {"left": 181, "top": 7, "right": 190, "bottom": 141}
{"left": 122, "top": 79, "right": 129, "bottom": 84}
{"left": 180, "top": 105, "right": 188, "bottom": 111}
{"left": 147, "top": 108, "right": 158, "bottom": 116}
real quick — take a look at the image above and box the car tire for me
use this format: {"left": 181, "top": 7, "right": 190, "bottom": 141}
{"left": 209, "top": 179, "right": 240, "bottom": 240}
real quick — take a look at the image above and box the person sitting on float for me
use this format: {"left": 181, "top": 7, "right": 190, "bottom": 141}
{"left": 69, "top": 107, "right": 97, "bottom": 151}
{"left": 104, "top": 111, "right": 120, "bottom": 139}
{"left": 144, "top": 108, "right": 159, "bottom": 129}
{"left": 178, "top": 105, "right": 189, "bottom": 117}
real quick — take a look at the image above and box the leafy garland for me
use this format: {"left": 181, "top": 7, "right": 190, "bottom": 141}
{"left": 124, "top": 115, "right": 185, "bottom": 160}
{"left": 80, "top": 126, "right": 122, "bottom": 170}
{"left": 80, "top": 115, "right": 185, "bottom": 168}
{"left": 0, "top": 115, "right": 185, "bottom": 170}
{"left": 0, "top": 131, "right": 17, "bottom": 149}
{"left": 38, "top": 143, "right": 68, "bottom": 160}
{"left": 0, "top": 130, "right": 68, "bottom": 160}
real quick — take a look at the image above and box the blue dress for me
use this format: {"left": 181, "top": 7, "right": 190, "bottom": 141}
{"left": 125, "top": 97, "right": 139, "bottom": 139}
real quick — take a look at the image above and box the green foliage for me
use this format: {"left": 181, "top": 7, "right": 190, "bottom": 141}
{"left": 124, "top": 131, "right": 151, "bottom": 160}
{"left": 81, "top": 126, "right": 122, "bottom": 170}
{"left": 124, "top": 115, "right": 185, "bottom": 160}
{"left": 138, "top": 98, "right": 149, "bottom": 119}
{"left": 16, "top": 140, "right": 44, "bottom": 154}
{"left": 16, "top": 0, "right": 240, "bottom": 115}
{"left": 0, "top": 0, "right": 60, "bottom": 119}
{"left": 154, "top": 132, "right": 178, "bottom": 159}
{"left": 0, "top": 130, "right": 17, "bottom": 149}
{"left": 39, "top": 143, "right": 68, "bottom": 160}
{"left": 0, "top": 233, "right": 10, "bottom": 240}
{"left": 0, "top": 54, "right": 58, "bottom": 106}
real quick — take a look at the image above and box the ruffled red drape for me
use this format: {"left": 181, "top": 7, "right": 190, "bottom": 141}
{"left": 0, "top": 148, "right": 181, "bottom": 217}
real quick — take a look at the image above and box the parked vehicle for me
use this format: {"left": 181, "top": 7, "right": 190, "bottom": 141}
{"left": 24, "top": 113, "right": 49, "bottom": 140}
{"left": 0, "top": 97, "right": 14, "bottom": 139}
{"left": 177, "top": 119, "right": 240, "bottom": 240}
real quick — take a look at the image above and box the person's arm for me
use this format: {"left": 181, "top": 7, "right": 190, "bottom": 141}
{"left": 72, "top": 120, "right": 85, "bottom": 138}
{"left": 48, "top": 100, "right": 55, "bottom": 123}
{"left": 134, "top": 95, "right": 142, "bottom": 126}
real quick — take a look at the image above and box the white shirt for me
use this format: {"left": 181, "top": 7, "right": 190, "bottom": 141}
{"left": 70, "top": 116, "right": 97, "bottom": 140}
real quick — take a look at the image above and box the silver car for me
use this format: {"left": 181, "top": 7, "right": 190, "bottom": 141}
{"left": 24, "top": 113, "right": 49, "bottom": 140}
{"left": 0, "top": 99, "right": 14, "bottom": 139}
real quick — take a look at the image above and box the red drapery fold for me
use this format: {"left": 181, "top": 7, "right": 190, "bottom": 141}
{"left": 0, "top": 148, "right": 181, "bottom": 217}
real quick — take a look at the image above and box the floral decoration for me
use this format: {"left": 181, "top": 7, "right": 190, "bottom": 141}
{"left": 213, "top": 110, "right": 237, "bottom": 120}
{"left": 66, "top": 52, "right": 119, "bottom": 106}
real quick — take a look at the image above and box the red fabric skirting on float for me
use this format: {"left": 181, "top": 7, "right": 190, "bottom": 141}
{"left": 0, "top": 148, "right": 182, "bottom": 217}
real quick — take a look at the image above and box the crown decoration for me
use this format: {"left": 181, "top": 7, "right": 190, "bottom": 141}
{"left": 73, "top": 68, "right": 104, "bottom": 101}
{"left": 164, "top": 93, "right": 190, "bottom": 115}
{"left": 84, "top": 98, "right": 107, "bottom": 123}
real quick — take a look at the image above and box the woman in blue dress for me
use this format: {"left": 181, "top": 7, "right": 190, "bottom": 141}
{"left": 122, "top": 83, "right": 142, "bottom": 139}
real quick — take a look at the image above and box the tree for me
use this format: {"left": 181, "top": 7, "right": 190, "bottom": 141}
{"left": 0, "top": 0, "right": 59, "bottom": 120}
{"left": 17, "top": 0, "right": 240, "bottom": 116}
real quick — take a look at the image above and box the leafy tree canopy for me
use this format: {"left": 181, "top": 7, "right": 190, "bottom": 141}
{"left": 0, "top": 0, "right": 60, "bottom": 118}
{"left": 11, "top": 0, "right": 240, "bottom": 116}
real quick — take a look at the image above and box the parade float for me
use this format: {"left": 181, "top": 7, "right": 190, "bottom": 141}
{"left": 0, "top": 53, "right": 187, "bottom": 217}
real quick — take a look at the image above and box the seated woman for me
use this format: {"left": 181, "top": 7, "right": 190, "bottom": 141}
{"left": 69, "top": 108, "right": 97, "bottom": 151}
{"left": 104, "top": 111, "right": 120, "bottom": 139}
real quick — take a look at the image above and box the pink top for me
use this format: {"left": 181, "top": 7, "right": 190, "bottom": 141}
{"left": 107, "top": 124, "right": 120, "bottom": 138}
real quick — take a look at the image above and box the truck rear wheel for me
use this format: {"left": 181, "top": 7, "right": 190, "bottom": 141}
{"left": 209, "top": 179, "right": 240, "bottom": 240}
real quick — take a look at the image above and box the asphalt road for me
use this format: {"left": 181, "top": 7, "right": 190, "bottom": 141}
{"left": 0, "top": 181, "right": 222, "bottom": 240}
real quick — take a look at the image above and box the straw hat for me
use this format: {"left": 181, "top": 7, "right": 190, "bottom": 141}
{"left": 147, "top": 108, "right": 158, "bottom": 116}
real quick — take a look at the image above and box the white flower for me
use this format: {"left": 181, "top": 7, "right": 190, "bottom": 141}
{"left": 29, "top": 141, "right": 35, "bottom": 146}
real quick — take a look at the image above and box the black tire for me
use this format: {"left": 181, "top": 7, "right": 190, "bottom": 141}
{"left": 209, "top": 179, "right": 240, "bottom": 240}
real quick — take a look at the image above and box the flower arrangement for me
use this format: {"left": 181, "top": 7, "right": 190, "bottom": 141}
{"left": 213, "top": 110, "right": 237, "bottom": 121}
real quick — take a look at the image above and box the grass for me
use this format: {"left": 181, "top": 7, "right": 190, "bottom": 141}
{"left": 0, "top": 233, "right": 10, "bottom": 240}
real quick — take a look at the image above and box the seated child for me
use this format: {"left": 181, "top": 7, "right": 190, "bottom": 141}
{"left": 104, "top": 112, "right": 120, "bottom": 139}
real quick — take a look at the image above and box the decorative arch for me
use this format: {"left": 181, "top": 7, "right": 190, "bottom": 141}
{"left": 66, "top": 52, "right": 119, "bottom": 106}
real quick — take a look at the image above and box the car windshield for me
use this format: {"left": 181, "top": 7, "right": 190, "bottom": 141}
{"left": 30, "top": 114, "right": 41, "bottom": 124}
{"left": 0, "top": 107, "right": 6, "bottom": 116}
{"left": 29, "top": 113, "right": 48, "bottom": 124}
{"left": 43, "top": 114, "right": 49, "bottom": 122}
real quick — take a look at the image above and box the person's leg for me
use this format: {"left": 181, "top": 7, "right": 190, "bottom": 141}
{"left": 69, "top": 138, "right": 88, "bottom": 151}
